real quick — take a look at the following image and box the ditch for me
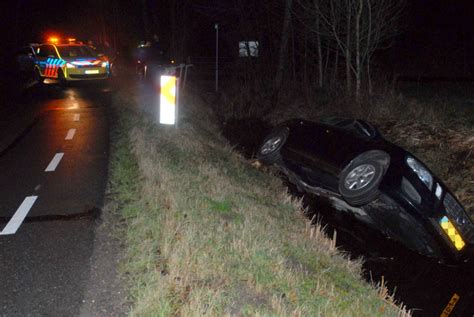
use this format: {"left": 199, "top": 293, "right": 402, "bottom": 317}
{"left": 222, "top": 118, "right": 474, "bottom": 317}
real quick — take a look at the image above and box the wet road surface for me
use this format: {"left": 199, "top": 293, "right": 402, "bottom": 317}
{"left": 222, "top": 118, "right": 474, "bottom": 317}
{"left": 0, "top": 82, "right": 110, "bottom": 316}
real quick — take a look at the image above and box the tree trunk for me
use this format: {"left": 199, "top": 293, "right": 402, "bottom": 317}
{"left": 345, "top": 1, "right": 352, "bottom": 95}
{"left": 333, "top": 50, "right": 339, "bottom": 86}
{"left": 303, "top": 30, "right": 308, "bottom": 85}
{"left": 291, "top": 23, "right": 297, "bottom": 80}
{"left": 324, "top": 45, "right": 330, "bottom": 77}
{"left": 366, "top": 0, "right": 373, "bottom": 95}
{"left": 355, "top": 0, "right": 363, "bottom": 100}
{"left": 313, "top": 0, "right": 323, "bottom": 88}
{"left": 367, "top": 55, "right": 373, "bottom": 95}
{"left": 275, "top": 0, "right": 293, "bottom": 90}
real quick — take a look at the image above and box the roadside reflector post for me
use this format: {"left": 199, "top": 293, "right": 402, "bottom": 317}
{"left": 159, "top": 75, "right": 179, "bottom": 126}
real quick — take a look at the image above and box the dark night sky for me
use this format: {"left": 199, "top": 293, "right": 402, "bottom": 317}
{"left": 1, "top": 1, "right": 472, "bottom": 46}
{"left": 0, "top": 0, "right": 473, "bottom": 75}
{"left": 0, "top": 0, "right": 143, "bottom": 47}
{"left": 407, "top": 0, "right": 473, "bottom": 46}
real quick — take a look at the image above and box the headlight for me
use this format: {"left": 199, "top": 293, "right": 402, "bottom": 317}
{"left": 435, "top": 183, "right": 443, "bottom": 199}
{"left": 66, "top": 63, "right": 76, "bottom": 68}
{"left": 406, "top": 156, "right": 433, "bottom": 190}
{"left": 101, "top": 61, "right": 109, "bottom": 68}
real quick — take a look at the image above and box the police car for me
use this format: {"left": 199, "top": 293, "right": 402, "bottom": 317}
{"left": 34, "top": 38, "right": 110, "bottom": 84}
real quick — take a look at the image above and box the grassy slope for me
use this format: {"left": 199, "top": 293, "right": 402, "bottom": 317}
{"left": 107, "top": 82, "right": 409, "bottom": 316}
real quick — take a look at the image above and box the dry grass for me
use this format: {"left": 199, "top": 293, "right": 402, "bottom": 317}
{"left": 107, "top": 81, "right": 411, "bottom": 316}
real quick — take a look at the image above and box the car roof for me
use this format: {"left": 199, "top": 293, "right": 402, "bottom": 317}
{"left": 319, "top": 117, "right": 380, "bottom": 139}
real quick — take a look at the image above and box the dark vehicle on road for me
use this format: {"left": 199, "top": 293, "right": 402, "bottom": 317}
{"left": 257, "top": 118, "right": 473, "bottom": 262}
{"left": 15, "top": 44, "right": 39, "bottom": 74}
{"left": 134, "top": 42, "right": 175, "bottom": 80}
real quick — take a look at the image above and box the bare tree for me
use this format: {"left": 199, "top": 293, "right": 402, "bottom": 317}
{"left": 296, "top": 0, "right": 405, "bottom": 99}
{"left": 361, "top": 0, "right": 406, "bottom": 94}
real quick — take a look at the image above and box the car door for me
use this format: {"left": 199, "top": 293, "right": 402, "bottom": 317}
{"left": 330, "top": 121, "right": 384, "bottom": 169}
{"left": 282, "top": 120, "right": 341, "bottom": 190}
{"left": 16, "top": 47, "right": 36, "bottom": 72}
{"left": 35, "top": 45, "right": 48, "bottom": 75}
{"left": 36, "top": 45, "right": 59, "bottom": 76}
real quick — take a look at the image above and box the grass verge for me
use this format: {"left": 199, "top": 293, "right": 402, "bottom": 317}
{"left": 107, "top": 81, "right": 410, "bottom": 316}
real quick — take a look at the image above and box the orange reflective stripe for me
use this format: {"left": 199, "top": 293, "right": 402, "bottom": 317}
{"left": 161, "top": 76, "right": 176, "bottom": 105}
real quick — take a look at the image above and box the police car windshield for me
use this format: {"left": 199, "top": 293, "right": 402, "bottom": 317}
{"left": 57, "top": 45, "right": 97, "bottom": 58}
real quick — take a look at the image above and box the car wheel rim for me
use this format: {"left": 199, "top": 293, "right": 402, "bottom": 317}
{"left": 344, "top": 164, "right": 376, "bottom": 191}
{"left": 260, "top": 137, "right": 282, "bottom": 155}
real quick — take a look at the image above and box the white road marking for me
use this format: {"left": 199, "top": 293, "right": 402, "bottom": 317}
{"left": 73, "top": 114, "right": 80, "bottom": 121}
{"left": 0, "top": 196, "right": 38, "bottom": 235}
{"left": 45, "top": 153, "right": 64, "bottom": 172}
{"left": 65, "top": 128, "right": 76, "bottom": 140}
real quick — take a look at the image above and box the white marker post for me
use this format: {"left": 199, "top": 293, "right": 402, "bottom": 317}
{"left": 159, "top": 75, "right": 178, "bottom": 126}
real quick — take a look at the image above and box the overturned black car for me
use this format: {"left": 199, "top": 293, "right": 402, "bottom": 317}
{"left": 257, "top": 118, "right": 473, "bottom": 262}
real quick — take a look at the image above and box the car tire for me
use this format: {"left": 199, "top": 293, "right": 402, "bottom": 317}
{"left": 256, "top": 127, "right": 289, "bottom": 165}
{"left": 338, "top": 153, "right": 388, "bottom": 206}
{"left": 58, "top": 69, "right": 67, "bottom": 86}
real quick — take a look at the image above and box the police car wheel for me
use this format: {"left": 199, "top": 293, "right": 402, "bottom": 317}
{"left": 58, "top": 69, "right": 67, "bottom": 86}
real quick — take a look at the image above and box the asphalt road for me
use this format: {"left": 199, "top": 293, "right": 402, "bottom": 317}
{"left": 0, "top": 82, "right": 110, "bottom": 316}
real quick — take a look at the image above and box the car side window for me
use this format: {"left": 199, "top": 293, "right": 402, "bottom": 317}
{"left": 37, "top": 46, "right": 48, "bottom": 57}
{"left": 37, "top": 45, "right": 57, "bottom": 58}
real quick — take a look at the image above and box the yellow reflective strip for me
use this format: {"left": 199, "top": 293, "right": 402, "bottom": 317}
{"left": 440, "top": 217, "right": 465, "bottom": 251}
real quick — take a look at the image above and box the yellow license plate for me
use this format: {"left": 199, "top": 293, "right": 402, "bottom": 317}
{"left": 85, "top": 70, "right": 99, "bottom": 74}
